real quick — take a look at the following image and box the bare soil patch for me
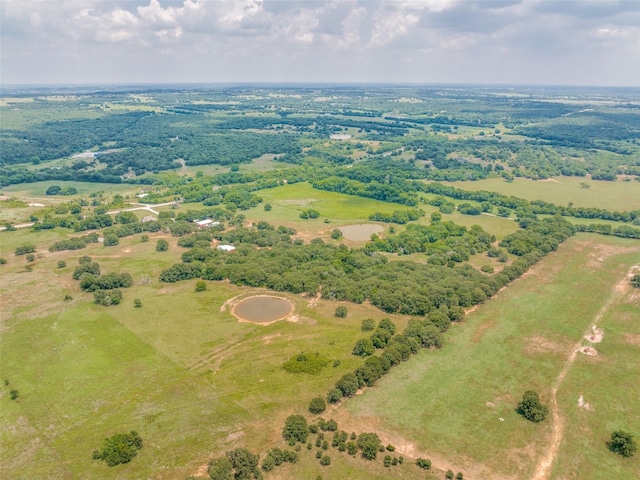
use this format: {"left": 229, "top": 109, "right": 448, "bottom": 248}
{"left": 578, "top": 346, "right": 598, "bottom": 356}
{"left": 471, "top": 319, "right": 496, "bottom": 343}
{"left": 525, "top": 335, "right": 567, "bottom": 355}
{"left": 623, "top": 333, "right": 640, "bottom": 346}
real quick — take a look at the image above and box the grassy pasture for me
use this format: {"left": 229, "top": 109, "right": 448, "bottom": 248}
{"left": 0, "top": 181, "right": 140, "bottom": 201}
{"left": 0, "top": 230, "right": 413, "bottom": 479}
{"left": 342, "top": 234, "right": 640, "bottom": 479}
{"left": 440, "top": 176, "right": 640, "bottom": 211}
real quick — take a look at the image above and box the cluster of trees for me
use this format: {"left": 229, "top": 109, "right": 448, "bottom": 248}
{"left": 48, "top": 233, "right": 99, "bottom": 252}
{"left": 15, "top": 244, "right": 36, "bottom": 255}
{"left": 574, "top": 223, "right": 640, "bottom": 239}
{"left": 92, "top": 431, "right": 143, "bottom": 467}
{"left": 499, "top": 217, "right": 576, "bottom": 256}
{"left": 70, "top": 257, "right": 131, "bottom": 306}
{"left": 299, "top": 209, "right": 320, "bottom": 219}
{"left": 208, "top": 448, "right": 261, "bottom": 480}
{"left": 368, "top": 221, "right": 494, "bottom": 261}
{"left": 79, "top": 272, "right": 133, "bottom": 292}
{"left": 368, "top": 208, "right": 424, "bottom": 224}
{"left": 45, "top": 185, "right": 78, "bottom": 196}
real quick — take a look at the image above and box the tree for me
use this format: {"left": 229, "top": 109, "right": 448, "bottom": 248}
{"left": 92, "top": 431, "right": 143, "bottom": 467}
{"left": 607, "top": 430, "right": 637, "bottom": 457}
{"left": 330, "top": 229, "right": 342, "bottom": 240}
{"left": 517, "top": 390, "right": 549, "bottom": 423}
{"left": 352, "top": 338, "right": 375, "bottom": 357}
{"left": 264, "top": 203, "right": 272, "bottom": 211}
{"left": 156, "top": 239, "right": 169, "bottom": 252}
{"left": 103, "top": 234, "right": 119, "bottom": 246}
{"left": 309, "top": 397, "right": 326, "bottom": 414}
{"left": 446, "top": 470, "right": 454, "bottom": 479}
{"left": 356, "top": 432, "right": 382, "bottom": 460}
{"left": 416, "top": 458, "right": 431, "bottom": 469}
{"left": 334, "top": 306, "right": 348, "bottom": 318}
{"left": 283, "top": 415, "right": 309, "bottom": 444}
{"left": 209, "top": 448, "right": 260, "bottom": 480}
{"left": 327, "top": 388, "right": 342, "bottom": 404}
{"left": 46, "top": 185, "right": 62, "bottom": 195}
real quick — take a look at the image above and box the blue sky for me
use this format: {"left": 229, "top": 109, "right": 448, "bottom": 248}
{"left": 1, "top": 0, "right": 638, "bottom": 86}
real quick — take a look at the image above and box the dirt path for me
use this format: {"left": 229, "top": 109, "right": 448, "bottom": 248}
{"left": 530, "top": 264, "right": 639, "bottom": 480}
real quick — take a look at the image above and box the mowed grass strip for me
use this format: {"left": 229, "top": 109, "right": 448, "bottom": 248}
{"left": 343, "top": 234, "right": 640, "bottom": 478}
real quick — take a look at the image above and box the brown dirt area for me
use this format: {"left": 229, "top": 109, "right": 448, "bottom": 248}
{"left": 525, "top": 335, "right": 568, "bottom": 355}
{"left": 471, "top": 319, "right": 496, "bottom": 343}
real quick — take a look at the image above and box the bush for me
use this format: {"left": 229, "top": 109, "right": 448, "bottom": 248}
{"left": 0, "top": 258, "right": 6, "bottom": 265}
{"left": 156, "top": 239, "right": 169, "bottom": 252}
{"left": 141, "top": 235, "right": 149, "bottom": 242}
{"left": 208, "top": 448, "right": 259, "bottom": 480}
{"left": 309, "top": 397, "right": 326, "bottom": 414}
{"left": 25, "top": 253, "right": 35, "bottom": 262}
{"left": 283, "top": 415, "right": 309, "bottom": 444}
{"left": 334, "top": 306, "right": 348, "bottom": 318}
{"left": 330, "top": 229, "right": 342, "bottom": 240}
{"left": 264, "top": 203, "right": 272, "bottom": 211}
{"left": 361, "top": 318, "right": 375, "bottom": 331}
{"left": 357, "top": 432, "right": 382, "bottom": 460}
{"left": 283, "top": 352, "right": 330, "bottom": 374}
{"left": 517, "top": 390, "right": 549, "bottom": 423}
{"left": 134, "top": 299, "right": 142, "bottom": 308}
{"left": 9, "top": 389, "right": 19, "bottom": 400}
{"left": 15, "top": 244, "right": 36, "bottom": 255}
{"left": 481, "top": 265, "right": 494, "bottom": 273}
{"left": 195, "top": 281, "right": 207, "bottom": 292}
{"left": 57, "top": 261, "right": 67, "bottom": 268}
{"left": 93, "top": 289, "right": 123, "bottom": 306}
{"left": 92, "top": 431, "right": 143, "bottom": 467}
{"left": 352, "top": 338, "right": 375, "bottom": 357}
{"left": 327, "top": 388, "right": 342, "bottom": 404}
{"left": 319, "top": 455, "right": 331, "bottom": 466}
{"left": 607, "top": 430, "right": 637, "bottom": 457}
{"left": 416, "top": 457, "right": 431, "bottom": 469}
{"left": 103, "top": 234, "right": 119, "bottom": 247}
{"left": 46, "top": 185, "right": 61, "bottom": 195}
{"left": 446, "top": 470, "right": 455, "bottom": 479}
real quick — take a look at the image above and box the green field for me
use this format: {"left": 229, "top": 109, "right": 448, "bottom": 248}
{"left": 1, "top": 181, "right": 141, "bottom": 201}
{"left": 441, "top": 176, "right": 640, "bottom": 211}
{"left": 343, "top": 234, "right": 640, "bottom": 479}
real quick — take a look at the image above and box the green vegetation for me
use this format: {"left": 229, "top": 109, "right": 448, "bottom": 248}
{"left": 1, "top": 85, "right": 639, "bottom": 480}
{"left": 92, "top": 431, "right": 143, "bottom": 467}
{"left": 517, "top": 390, "right": 549, "bottom": 423}
{"left": 607, "top": 430, "right": 637, "bottom": 458}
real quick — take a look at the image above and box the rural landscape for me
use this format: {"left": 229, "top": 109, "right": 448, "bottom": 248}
{"left": 0, "top": 83, "right": 639, "bottom": 480}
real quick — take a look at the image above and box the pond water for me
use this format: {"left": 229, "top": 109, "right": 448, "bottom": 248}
{"left": 232, "top": 296, "right": 293, "bottom": 323}
{"left": 339, "top": 223, "right": 383, "bottom": 241}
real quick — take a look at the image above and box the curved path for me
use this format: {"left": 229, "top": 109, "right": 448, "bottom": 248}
{"left": 530, "top": 264, "right": 639, "bottom": 480}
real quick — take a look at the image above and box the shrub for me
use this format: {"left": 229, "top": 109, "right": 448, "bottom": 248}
{"left": 141, "top": 235, "right": 149, "bottom": 242}
{"left": 283, "top": 415, "right": 309, "bottom": 444}
{"left": 134, "top": 299, "right": 142, "bottom": 308}
{"left": 208, "top": 448, "right": 259, "bottom": 480}
{"left": 15, "top": 244, "right": 36, "bottom": 255}
{"left": 92, "top": 431, "right": 143, "bottom": 467}
{"left": 352, "top": 338, "right": 375, "bottom": 357}
{"left": 25, "top": 253, "right": 35, "bottom": 262}
{"left": 195, "top": 281, "right": 207, "bottom": 292}
{"left": 361, "top": 318, "right": 375, "bottom": 331}
{"left": 327, "top": 388, "right": 342, "bottom": 404}
{"left": 264, "top": 203, "right": 272, "bottom": 211}
{"left": 0, "top": 258, "right": 6, "bottom": 265}
{"left": 481, "top": 265, "right": 494, "bottom": 273}
{"left": 416, "top": 458, "right": 431, "bottom": 469}
{"left": 57, "top": 260, "right": 67, "bottom": 268}
{"left": 9, "top": 389, "right": 19, "bottom": 400}
{"left": 309, "top": 397, "right": 326, "bottom": 414}
{"left": 334, "top": 306, "right": 348, "bottom": 318}
{"left": 103, "top": 234, "right": 119, "bottom": 246}
{"left": 357, "top": 432, "right": 382, "bottom": 460}
{"left": 319, "top": 455, "right": 331, "bottom": 466}
{"left": 446, "top": 470, "right": 455, "bottom": 479}
{"left": 517, "top": 390, "right": 549, "bottom": 423}
{"left": 386, "top": 444, "right": 395, "bottom": 452}
{"left": 283, "top": 352, "right": 330, "bottom": 374}
{"left": 330, "top": 229, "right": 342, "bottom": 240}
{"left": 93, "top": 289, "right": 123, "bottom": 306}
{"left": 156, "top": 239, "right": 169, "bottom": 252}
{"left": 607, "top": 430, "right": 637, "bottom": 457}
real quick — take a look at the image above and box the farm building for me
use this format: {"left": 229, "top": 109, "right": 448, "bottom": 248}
{"left": 195, "top": 219, "right": 220, "bottom": 228}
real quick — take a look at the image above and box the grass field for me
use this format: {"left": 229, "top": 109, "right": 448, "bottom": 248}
{"left": 0, "top": 181, "right": 140, "bottom": 201}
{"left": 0, "top": 231, "right": 415, "bottom": 479}
{"left": 342, "top": 234, "right": 640, "bottom": 479}
{"left": 441, "top": 176, "right": 640, "bottom": 211}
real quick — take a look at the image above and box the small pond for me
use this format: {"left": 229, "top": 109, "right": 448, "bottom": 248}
{"left": 339, "top": 223, "right": 383, "bottom": 241}
{"left": 232, "top": 296, "right": 293, "bottom": 324}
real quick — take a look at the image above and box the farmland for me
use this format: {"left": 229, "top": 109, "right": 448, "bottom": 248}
{"left": 1, "top": 84, "right": 639, "bottom": 480}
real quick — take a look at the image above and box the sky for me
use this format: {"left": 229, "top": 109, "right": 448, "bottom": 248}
{"left": 1, "top": 0, "right": 639, "bottom": 87}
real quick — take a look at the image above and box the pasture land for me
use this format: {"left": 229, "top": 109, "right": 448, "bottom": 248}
{"left": 1, "top": 181, "right": 140, "bottom": 201}
{"left": 342, "top": 234, "right": 640, "bottom": 479}
{"left": 441, "top": 176, "right": 640, "bottom": 212}
{"left": 0, "top": 230, "right": 413, "bottom": 479}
